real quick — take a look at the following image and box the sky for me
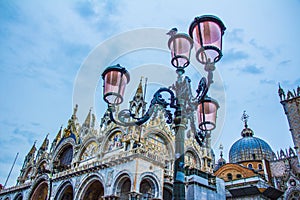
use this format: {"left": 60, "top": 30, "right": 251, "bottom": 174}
{"left": 0, "top": 0, "right": 299, "bottom": 187}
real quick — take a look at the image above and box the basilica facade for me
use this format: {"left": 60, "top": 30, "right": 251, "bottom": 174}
{"left": 0, "top": 81, "right": 223, "bottom": 200}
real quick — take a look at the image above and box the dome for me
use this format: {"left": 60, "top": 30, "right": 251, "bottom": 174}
{"left": 229, "top": 127, "right": 275, "bottom": 163}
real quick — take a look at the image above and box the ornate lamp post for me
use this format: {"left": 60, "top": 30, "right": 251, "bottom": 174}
{"left": 101, "top": 15, "right": 225, "bottom": 200}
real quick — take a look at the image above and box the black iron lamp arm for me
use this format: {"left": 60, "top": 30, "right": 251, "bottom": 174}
{"left": 107, "top": 87, "right": 177, "bottom": 127}
{"left": 195, "top": 70, "right": 214, "bottom": 103}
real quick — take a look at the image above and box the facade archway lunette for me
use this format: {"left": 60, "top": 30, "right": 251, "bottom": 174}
{"left": 75, "top": 173, "right": 105, "bottom": 200}
{"left": 138, "top": 172, "right": 161, "bottom": 198}
{"left": 54, "top": 180, "right": 74, "bottom": 200}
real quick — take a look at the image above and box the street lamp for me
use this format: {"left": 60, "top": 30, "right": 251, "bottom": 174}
{"left": 101, "top": 15, "right": 225, "bottom": 200}
{"left": 189, "top": 15, "right": 226, "bottom": 65}
{"left": 102, "top": 64, "right": 130, "bottom": 105}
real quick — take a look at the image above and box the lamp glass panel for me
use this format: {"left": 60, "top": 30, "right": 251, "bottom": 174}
{"left": 103, "top": 70, "right": 128, "bottom": 104}
{"left": 191, "top": 21, "right": 222, "bottom": 63}
{"left": 169, "top": 34, "right": 192, "bottom": 68}
{"left": 197, "top": 101, "right": 217, "bottom": 131}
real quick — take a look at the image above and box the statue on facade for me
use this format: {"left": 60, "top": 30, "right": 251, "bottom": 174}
{"left": 278, "top": 83, "right": 285, "bottom": 101}
{"left": 287, "top": 90, "right": 294, "bottom": 100}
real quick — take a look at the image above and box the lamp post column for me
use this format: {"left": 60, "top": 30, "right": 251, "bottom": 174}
{"left": 173, "top": 72, "right": 188, "bottom": 200}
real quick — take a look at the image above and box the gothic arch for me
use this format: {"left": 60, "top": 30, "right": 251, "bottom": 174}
{"left": 112, "top": 171, "right": 132, "bottom": 199}
{"left": 75, "top": 173, "right": 105, "bottom": 200}
{"left": 138, "top": 173, "right": 160, "bottom": 199}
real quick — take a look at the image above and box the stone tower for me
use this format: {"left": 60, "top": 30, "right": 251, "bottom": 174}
{"left": 278, "top": 84, "right": 300, "bottom": 161}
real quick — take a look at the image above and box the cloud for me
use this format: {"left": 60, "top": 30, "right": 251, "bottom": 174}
{"left": 278, "top": 59, "right": 291, "bottom": 67}
{"left": 260, "top": 79, "right": 276, "bottom": 85}
{"left": 241, "top": 64, "right": 263, "bottom": 74}
{"left": 249, "top": 39, "right": 274, "bottom": 59}
{"left": 226, "top": 28, "right": 244, "bottom": 44}
{"left": 222, "top": 48, "right": 249, "bottom": 63}
{"left": 74, "top": 1, "right": 96, "bottom": 18}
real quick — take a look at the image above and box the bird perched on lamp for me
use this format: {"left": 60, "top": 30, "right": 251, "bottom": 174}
{"left": 166, "top": 27, "right": 178, "bottom": 36}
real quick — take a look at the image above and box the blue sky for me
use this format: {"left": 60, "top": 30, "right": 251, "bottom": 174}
{"left": 0, "top": 0, "right": 299, "bottom": 187}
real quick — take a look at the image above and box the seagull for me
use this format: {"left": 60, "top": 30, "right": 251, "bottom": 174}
{"left": 166, "top": 27, "right": 178, "bottom": 36}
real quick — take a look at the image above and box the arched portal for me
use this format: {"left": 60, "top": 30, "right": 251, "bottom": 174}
{"left": 115, "top": 176, "right": 131, "bottom": 200}
{"left": 140, "top": 179, "right": 156, "bottom": 199}
{"left": 30, "top": 180, "right": 48, "bottom": 200}
{"left": 55, "top": 182, "right": 74, "bottom": 200}
{"left": 82, "top": 180, "right": 104, "bottom": 200}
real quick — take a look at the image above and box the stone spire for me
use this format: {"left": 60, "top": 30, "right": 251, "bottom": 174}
{"left": 22, "top": 141, "right": 37, "bottom": 169}
{"left": 129, "top": 77, "right": 147, "bottom": 117}
{"left": 55, "top": 126, "right": 62, "bottom": 142}
{"left": 36, "top": 134, "right": 49, "bottom": 161}
{"left": 83, "top": 108, "right": 95, "bottom": 128}
{"left": 29, "top": 141, "right": 37, "bottom": 155}
{"left": 63, "top": 104, "right": 79, "bottom": 141}
{"left": 50, "top": 126, "right": 62, "bottom": 153}
{"left": 40, "top": 134, "right": 49, "bottom": 151}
